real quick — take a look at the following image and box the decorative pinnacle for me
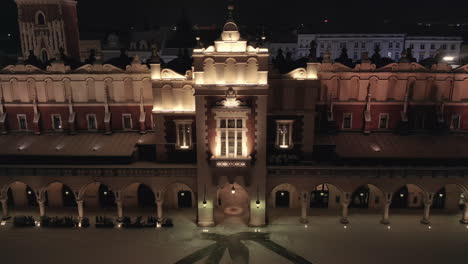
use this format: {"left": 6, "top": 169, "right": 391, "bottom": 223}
{"left": 227, "top": 0, "right": 235, "bottom": 20}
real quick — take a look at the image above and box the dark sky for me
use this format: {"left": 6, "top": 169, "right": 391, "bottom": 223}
{"left": 1, "top": 0, "right": 468, "bottom": 33}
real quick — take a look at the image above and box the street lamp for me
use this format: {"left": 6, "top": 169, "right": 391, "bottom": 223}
{"left": 231, "top": 185, "right": 236, "bottom": 194}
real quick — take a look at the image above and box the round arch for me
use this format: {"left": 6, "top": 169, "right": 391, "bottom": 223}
{"left": 1, "top": 181, "right": 37, "bottom": 209}
{"left": 349, "top": 184, "right": 385, "bottom": 209}
{"left": 310, "top": 183, "right": 344, "bottom": 209}
{"left": 120, "top": 182, "right": 156, "bottom": 209}
{"left": 269, "top": 183, "right": 299, "bottom": 209}
{"left": 215, "top": 182, "right": 250, "bottom": 223}
{"left": 79, "top": 182, "right": 116, "bottom": 210}
{"left": 432, "top": 184, "right": 467, "bottom": 211}
{"left": 391, "top": 184, "right": 427, "bottom": 209}
{"left": 40, "top": 182, "right": 77, "bottom": 208}
{"left": 163, "top": 182, "right": 195, "bottom": 209}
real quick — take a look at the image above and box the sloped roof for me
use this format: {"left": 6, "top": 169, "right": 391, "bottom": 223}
{"left": 315, "top": 132, "right": 468, "bottom": 159}
{"left": 0, "top": 132, "right": 147, "bottom": 164}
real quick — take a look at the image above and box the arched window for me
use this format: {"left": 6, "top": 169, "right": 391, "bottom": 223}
{"left": 41, "top": 50, "right": 48, "bottom": 62}
{"left": 36, "top": 11, "right": 46, "bottom": 25}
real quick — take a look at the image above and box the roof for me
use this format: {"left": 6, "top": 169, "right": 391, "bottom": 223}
{"left": 0, "top": 132, "right": 148, "bottom": 164}
{"left": 315, "top": 132, "right": 468, "bottom": 160}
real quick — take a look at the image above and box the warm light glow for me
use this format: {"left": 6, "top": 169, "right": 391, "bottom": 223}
{"left": 281, "top": 192, "right": 285, "bottom": 196}
{"left": 231, "top": 185, "right": 236, "bottom": 194}
{"left": 400, "top": 194, "right": 404, "bottom": 198}
{"left": 443, "top": 56, "right": 455, "bottom": 62}
{"left": 428, "top": 226, "right": 432, "bottom": 229}
{"left": 256, "top": 200, "right": 260, "bottom": 208}
{"left": 117, "top": 223, "right": 122, "bottom": 228}
{"left": 156, "top": 222, "right": 161, "bottom": 228}
{"left": 202, "top": 229, "right": 209, "bottom": 233}
{"left": 78, "top": 222, "right": 82, "bottom": 228}
{"left": 0, "top": 221, "right": 6, "bottom": 226}
{"left": 180, "top": 192, "right": 185, "bottom": 196}
{"left": 35, "top": 221, "right": 41, "bottom": 227}
{"left": 203, "top": 201, "right": 207, "bottom": 208}
{"left": 304, "top": 225, "right": 308, "bottom": 228}
{"left": 439, "top": 193, "right": 443, "bottom": 197}
{"left": 387, "top": 226, "right": 391, "bottom": 229}
{"left": 180, "top": 145, "right": 190, "bottom": 149}
{"left": 65, "top": 191, "right": 69, "bottom": 195}
{"left": 103, "top": 191, "right": 108, "bottom": 195}
{"left": 27, "top": 191, "right": 32, "bottom": 195}
{"left": 360, "top": 193, "right": 364, "bottom": 197}
{"left": 344, "top": 225, "right": 348, "bottom": 229}
{"left": 279, "top": 145, "right": 289, "bottom": 149}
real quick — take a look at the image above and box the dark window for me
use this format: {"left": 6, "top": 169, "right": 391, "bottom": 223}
{"left": 122, "top": 114, "right": 132, "bottom": 130}
{"left": 451, "top": 115, "right": 461, "bottom": 129}
{"left": 379, "top": 114, "right": 389, "bottom": 129}
{"left": 37, "top": 13, "right": 46, "bottom": 25}
{"left": 343, "top": 113, "right": 352, "bottom": 129}
{"left": 87, "top": 115, "right": 97, "bottom": 130}
{"left": 18, "top": 115, "right": 27, "bottom": 130}
{"left": 52, "top": 115, "right": 62, "bottom": 130}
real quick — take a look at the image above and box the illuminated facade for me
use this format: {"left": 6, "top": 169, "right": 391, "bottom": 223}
{"left": 0, "top": 3, "right": 468, "bottom": 227}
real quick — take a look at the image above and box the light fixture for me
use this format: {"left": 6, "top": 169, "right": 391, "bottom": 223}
{"left": 117, "top": 223, "right": 122, "bottom": 228}
{"left": 156, "top": 222, "right": 161, "bottom": 228}
{"left": 387, "top": 226, "right": 391, "bottom": 229}
{"left": 344, "top": 225, "right": 347, "bottom": 229}
{"left": 320, "top": 192, "right": 324, "bottom": 196}
{"left": 443, "top": 56, "right": 455, "bottom": 62}
{"left": 304, "top": 225, "right": 308, "bottom": 228}
{"left": 181, "top": 192, "right": 185, "bottom": 196}
{"left": 202, "top": 184, "right": 207, "bottom": 208}
{"left": 400, "top": 194, "right": 404, "bottom": 198}
{"left": 103, "top": 191, "right": 108, "bottom": 195}
{"left": 428, "top": 226, "right": 432, "bottom": 229}
{"left": 202, "top": 229, "right": 209, "bottom": 233}
{"left": 439, "top": 193, "right": 443, "bottom": 197}
{"left": 255, "top": 185, "right": 261, "bottom": 208}
{"left": 281, "top": 192, "right": 284, "bottom": 196}
{"left": 360, "top": 193, "right": 364, "bottom": 197}
{"left": 35, "top": 221, "right": 41, "bottom": 227}
{"left": 231, "top": 185, "right": 236, "bottom": 194}
{"left": 0, "top": 221, "right": 6, "bottom": 226}
{"left": 27, "top": 191, "right": 32, "bottom": 195}
{"left": 65, "top": 191, "right": 69, "bottom": 195}
{"left": 78, "top": 222, "right": 82, "bottom": 228}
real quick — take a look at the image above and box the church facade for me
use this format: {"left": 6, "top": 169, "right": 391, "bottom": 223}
{"left": 0, "top": 0, "right": 468, "bottom": 227}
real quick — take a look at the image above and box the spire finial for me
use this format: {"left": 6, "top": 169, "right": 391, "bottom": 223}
{"left": 227, "top": 0, "right": 235, "bottom": 20}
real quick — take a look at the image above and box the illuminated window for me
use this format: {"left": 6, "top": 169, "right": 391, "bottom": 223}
{"left": 17, "top": 114, "right": 27, "bottom": 130}
{"left": 218, "top": 118, "right": 245, "bottom": 158}
{"left": 379, "top": 113, "right": 389, "bottom": 129}
{"left": 51, "top": 114, "right": 62, "bottom": 130}
{"left": 87, "top": 114, "right": 97, "bottom": 130}
{"left": 276, "top": 120, "right": 294, "bottom": 149}
{"left": 174, "top": 120, "right": 192, "bottom": 150}
{"left": 342, "top": 113, "right": 352, "bottom": 129}
{"left": 451, "top": 115, "right": 461, "bottom": 130}
{"left": 122, "top": 114, "right": 132, "bottom": 130}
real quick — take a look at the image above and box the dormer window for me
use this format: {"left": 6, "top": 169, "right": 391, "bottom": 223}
{"left": 174, "top": 120, "right": 193, "bottom": 150}
{"left": 276, "top": 120, "right": 294, "bottom": 149}
{"left": 36, "top": 11, "right": 46, "bottom": 26}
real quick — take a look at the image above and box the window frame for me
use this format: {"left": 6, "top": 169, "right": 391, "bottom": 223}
{"left": 342, "top": 113, "right": 353, "bottom": 130}
{"left": 17, "top": 114, "right": 28, "bottom": 131}
{"left": 450, "top": 114, "right": 461, "bottom": 130}
{"left": 174, "top": 119, "right": 193, "bottom": 150}
{"left": 275, "top": 120, "right": 294, "bottom": 149}
{"left": 35, "top": 11, "right": 46, "bottom": 26}
{"left": 213, "top": 109, "right": 249, "bottom": 159}
{"left": 51, "top": 114, "right": 62, "bottom": 131}
{"left": 86, "top": 114, "right": 98, "bottom": 131}
{"left": 122, "top": 113, "right": 133, "bottom": 130}
{"left": 378, "top": 113, "right": 390, "bottom": 129}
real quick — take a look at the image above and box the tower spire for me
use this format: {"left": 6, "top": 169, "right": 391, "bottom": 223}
{"left": 227, "top": 0, "right": 235, "bottom": 21}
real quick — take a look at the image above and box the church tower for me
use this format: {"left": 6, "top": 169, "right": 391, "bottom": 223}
{"left": 15, "top": 0, "right": 81, "bottom": 61}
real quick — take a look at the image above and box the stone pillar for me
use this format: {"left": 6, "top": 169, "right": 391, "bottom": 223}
{"left": 156, "top": 199, "right": 163, "bottom": 220}
{"left": 300, "top": 192, "right": 309, "bottom": 224}
{"left": 421, "top": 193, "right": 434, "bottom": 225}
{"left": 340, "top": 193, "right": 351, "bottom": 224}
{"left": 460, "top": 201, "right": 468, "bottom": 224}
{"left": 38, "top": 200, "right": 46, "bottom": 217}
{"left": 0, "top": 199, "right": 9, "bottom": 220}
{"left": 115, "top": 199, "right": 123, "bottom": 222}
{"left": 76, "top": 199, "right": 84, "bottom": 220}
{"left": 381, "top": 192, "right": 392, "bottom": 225}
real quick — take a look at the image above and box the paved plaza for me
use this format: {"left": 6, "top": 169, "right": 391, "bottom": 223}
{"left": 0, "top": 209, "right": 467, "bottom": 264}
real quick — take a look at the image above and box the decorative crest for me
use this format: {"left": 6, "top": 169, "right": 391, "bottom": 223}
{"left": 218, "top": 87, "right": 244, "bottom": 107}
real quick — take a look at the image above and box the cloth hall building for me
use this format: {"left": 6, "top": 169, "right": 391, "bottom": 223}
{"left": 0, "top": 0, "right": 468, "bottom": 227}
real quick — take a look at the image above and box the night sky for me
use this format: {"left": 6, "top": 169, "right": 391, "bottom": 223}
{"left": 0, "top": 0, "right": 467, "bottom": 53}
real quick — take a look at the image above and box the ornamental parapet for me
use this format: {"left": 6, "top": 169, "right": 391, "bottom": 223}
{"left": 0, "top": 166, "right": 196, "bottom": 178}
{"left": 267, "top": 166, "right": 467, "bottom": 178}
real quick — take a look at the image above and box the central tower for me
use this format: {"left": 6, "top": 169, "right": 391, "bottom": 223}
{"left": 193, "top": 5, "right": 269, "bottom": 226}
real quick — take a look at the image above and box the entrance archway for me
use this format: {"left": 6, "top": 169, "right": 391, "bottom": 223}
{"left": 1, "top": 181, "right": 37, "bottom": 217}
{"left": 121, "top": 183, "right": 155, "bottom": 216}
{"left": 432, "top": 184, "right": 467, "bottom": 212}
{"left": 391, "top": 184, "right": 425, "bottom": 210}
{"left": 163, "top": 183, "right": 195, "bottom": 209}
{"left": 350, "top": 184, "right": 384, "bottom": 210}
{"left": 310, "top": 183, "right": 342, "bottom": 210}
{"left": 215, "top": 183, "right": 249, "bottom": 225}
{"left": 275, "top": 191, "right": 290, "bottom": 208}
{"left": 80, "top": 182, "right": 116, "bottom": 211}
{"left": 270, "top": 183, "right": 298, "bottom": 209}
